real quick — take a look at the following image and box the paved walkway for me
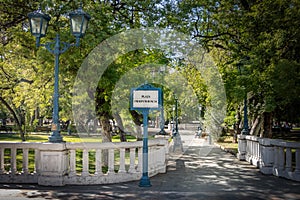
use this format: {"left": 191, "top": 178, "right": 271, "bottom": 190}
{"left": 1, "top": 130, "right": 300, "bottom": 200}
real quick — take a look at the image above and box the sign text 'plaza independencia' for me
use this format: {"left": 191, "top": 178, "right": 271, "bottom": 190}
{"left": 132, "top": 90, "right": 159, "bottom": 109}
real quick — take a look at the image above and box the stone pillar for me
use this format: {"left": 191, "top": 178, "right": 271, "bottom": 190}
{"left": 258, "top": 138, "right": 274, "bottom": 174}
{"left": 37, "top": 143, "right": 68, "bottom": 186}
{"left": 237, "top": 135, "right": 246, "bottom": 161}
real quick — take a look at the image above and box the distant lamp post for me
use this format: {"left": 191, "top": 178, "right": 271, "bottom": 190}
{"left": 198, "top": 104, "right": 202, "bottom": 125}
{"left": 237, "top": 63, "right": 249, "bottom": 135}
{"left": 28, "top": 4, "right": 90, "bottom": 142}
{"left": 172, "top": 96, "right": 183, "bottom": 152}
{"left": 158, "top": 66, "right": 167, "bottom": 135}
{"left": 172, "top": 105, "right": 175, "bottom": 134}
{"left": 172, "top": 96, "right": 179, "bottom": 137}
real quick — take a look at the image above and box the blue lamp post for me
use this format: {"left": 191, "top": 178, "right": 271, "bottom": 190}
{"left": 237, "top": 63, "right": 249, "bottom": 135}
{"left": 172, "top": 96, "right": 179, "bottom": 137}
{"left": 199, "top": 104, "right": 202, "bottom": 125}
{"left": 28, "top": 5, "right": 90, "bottom": 142}
{"left": 158, "top": 66, "right": 167, "bottom": 135}
{"left": 171, "top": 96, "right": 183, "bottom": 152}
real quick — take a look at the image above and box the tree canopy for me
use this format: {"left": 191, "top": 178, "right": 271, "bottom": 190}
{"left": 0, "top": 0, "right": 299, "bottom": 140}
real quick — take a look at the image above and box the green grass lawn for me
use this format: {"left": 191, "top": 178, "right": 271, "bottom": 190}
{"left": 216, "top": 136, "right": 238, "bottom": 155}
{"left": 0, "top": 133, "right": 137, "bottom": 143}
{"left": 3, "top": 147, "right": 137, "bottom": 174}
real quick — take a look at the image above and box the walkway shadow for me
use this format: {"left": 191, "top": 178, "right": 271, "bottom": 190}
{"left": 1, "top": 146, "right": 300, "bottom": 200}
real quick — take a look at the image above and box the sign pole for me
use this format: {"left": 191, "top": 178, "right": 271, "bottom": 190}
{"left": 130, "top": 83, "right": 162, "bottom": 187}
{"left": 139, "top": 109, "right": 151, "bottom": 187}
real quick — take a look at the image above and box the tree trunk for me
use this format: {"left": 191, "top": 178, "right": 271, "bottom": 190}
{"left": 0, "top": 97, "right": 25, "bottom": 141}
{"left": 259, "top": 116, "right": 264, "bottom": 138}
{"left": 238, "top": 105, "right": 244, "bottom": 130}
{"left": 99, "top": 114, "right": 112, "bottom": 166}
{"left": 250, "top": 115, "right": 263, "bottom": 136}
{"left": 234, "top": 105, "right": 241, "bottom": 137}
{"left": 129, "top": 110, "right": 143, "bottom": 140}
{"left": 263, "top": 112, "right": 273, "bottom": 138}
{"left": 113, "top": 112, "right": 126, "bottom": 142}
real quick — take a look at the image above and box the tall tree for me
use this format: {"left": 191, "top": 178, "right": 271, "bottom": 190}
{"left": 164, "top": 0, "right": 300, "bottom": 138}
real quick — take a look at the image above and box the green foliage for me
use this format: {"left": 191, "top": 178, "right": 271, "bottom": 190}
{"left": 1, "top": 0, "right": 299, "bottom": 141}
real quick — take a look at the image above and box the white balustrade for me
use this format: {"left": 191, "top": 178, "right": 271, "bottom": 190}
{"left": 238, "top": 135, "right": 300, "bottom": 182}
{"left": 0, "top": 139, "right": 168, "bottom": 186}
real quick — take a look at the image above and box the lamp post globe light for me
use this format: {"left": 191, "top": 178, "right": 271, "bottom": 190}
{"left": 28, "top": 4, "right": 90, "bottom": 143}
{"left": 237, "top": 63, "right": 249, "bottom": 135}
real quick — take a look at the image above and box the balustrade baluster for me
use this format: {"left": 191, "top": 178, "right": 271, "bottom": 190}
{"left": 128, "top": 148, "right": 136, "bottom": 173}
{"left": 22, "top": 148, "right": 29, "bottom": 175}
{"left": 253, "top": 141, "right": 256, "bottom": 161}
{"left": 158, "top": 147, "right": 164, "bottom": 167}
{"left": 295, "top": 148, "right": 300, "bottom": 174}
{"left": 95, "top": 149, "right": 102, "bottom": 175}
{"left": 285, "top": 148, "right": 292, "bottom": 172}
{"left": 0, "top": 148, "right": 4, "bottom": 174}
{"left": 153, "top": 147, "right": 158, "bottom": 170}
{"left": 278, "top": 146, "right": 285, "bottom": 171}
{"left": 246, "top": 140, "right": 251, "bottom": 161}
{"left": 108, "top": 149, "right": 115, "bottom": 174}
{"left": 10, "top": 148, "right": 17, "bottom": 174}
{"left": 251, "top": 141, "right": 254, "bottom": 158}
{"left": 82, "top": 149, "right": 89, "bottom": 176}
{"left": 250, "top": 140, "right": 253, "bottom": 156}
{"left": 256, "top": 142, "right": 260, "bottom": 160}
{"left": 34, "top": 149, "right": 40, "bottom": 174}
{"left": 119, "top": 148, "right": 126, "bottom": 173}
{"left": 273, "top": 146, "right": 280, "bottom": 177}
{"left": 137, "top": 147, "right": 142, "bottom": 172}
{"left": 273, "top": 146, "right": 279, "bottom": 169}
{"left": 149, "top": 146, "right": 154, "bottom": 172}
{"left": 69, "top": 150, "right": 76, "bottom": 176}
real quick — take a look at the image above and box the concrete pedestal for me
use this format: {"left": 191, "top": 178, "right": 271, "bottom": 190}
{"left": 37, "top": 143, "right": 68, "bottom": 186}
{"left": 237, "top": 135, "right": 246, "bottom": 161}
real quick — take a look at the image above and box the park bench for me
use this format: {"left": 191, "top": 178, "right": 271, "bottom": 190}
{"left": 35, "top": 126, "right": 51, "bottom": 132}
{"left": 0, "top": 125, "right": 13, "bottom": 133}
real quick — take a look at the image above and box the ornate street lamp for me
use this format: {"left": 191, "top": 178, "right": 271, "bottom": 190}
{"left": 237, "top": 63, "right": 249, "bottom": 135}
{"left": 28, "top": 4, "right": 90, "bottom": 142}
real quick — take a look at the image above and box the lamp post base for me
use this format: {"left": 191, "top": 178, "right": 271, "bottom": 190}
{"left": 157, "top": 129, "right": 167, "bottom": 135}
{"left": 48, "top": 137, "right": 64, "bottom": 143}
{"left": 139, "top": 175, "right": 152, "bottom": 187}
{"left": 241, "top": 129, "right": 249, "bottom": 135}
{"left": 49, "top": 132, "right": 64, "bottom": 143}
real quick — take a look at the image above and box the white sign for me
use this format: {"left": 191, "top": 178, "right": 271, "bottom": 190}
{"left": 132, "top": 90, "right": 159, "bottom": 108}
